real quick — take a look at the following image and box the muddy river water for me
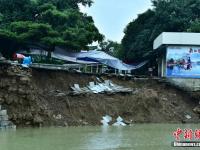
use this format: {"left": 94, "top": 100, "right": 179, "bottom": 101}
{"left": 0, "top": 124, "right": 200, "bottom": 150}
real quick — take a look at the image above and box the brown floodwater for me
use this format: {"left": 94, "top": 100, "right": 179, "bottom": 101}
{"left": 0, "top": 124, "right": 200, "bottom": 150}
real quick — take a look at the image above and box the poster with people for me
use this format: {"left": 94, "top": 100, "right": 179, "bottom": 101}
{"left": 166, "top": 46, "right": 200, "bottom": 78}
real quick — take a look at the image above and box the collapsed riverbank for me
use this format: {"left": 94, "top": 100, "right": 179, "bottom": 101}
{"left": 0, "top": 63, "right": 200, "bottom": 127}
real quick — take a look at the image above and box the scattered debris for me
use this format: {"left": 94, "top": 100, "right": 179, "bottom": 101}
{"left": 70, "top": 80, "right": 133, "bottom": 95}
{"left": 101, "top": 115, "right": 112, "bottom": 126}
{"left": 112, "top": 116, "right": 127, "bottom": 126}
{"left": 103, "top": 115, "right": 112, "bottom": 123}
{"left": 193, "top": 106, "right": 200, "bottom": 114}
{"left": 53, "top": 114, "right": 62, "bottom": 120}
{"left": 100, "top": 120, "right": 109, "bottom": 126}
{"left": 100, "top": 116, "right": 127, "bottom": 126}
{"left": 162, "top": 97, "right": 168, "bottom": 101}
{"left": 185, "top": 114, "right": 192, "bottom": 120}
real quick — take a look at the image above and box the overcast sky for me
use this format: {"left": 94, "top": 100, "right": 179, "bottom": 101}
{"left": 80, "top": 0, "right": 152, "bottom": 43}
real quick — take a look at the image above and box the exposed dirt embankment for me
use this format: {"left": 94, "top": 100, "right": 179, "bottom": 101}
{"left": 0, "top": 64, "right": 200, "bottom": 127}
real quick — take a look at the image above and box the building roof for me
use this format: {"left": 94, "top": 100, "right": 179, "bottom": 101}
{"left": 153, "top": 32, "right": 200, "bottom": 50}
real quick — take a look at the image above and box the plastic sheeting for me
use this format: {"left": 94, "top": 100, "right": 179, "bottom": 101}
{"left": 16, "top": 53, "right": 25, "bottom": 59}
{"left": 18, "top": 48, "right": 147, "bottom": 70}
{"left": 52, "top": 52, "right": 98, "bottom": 64}
{"left": 76, "top": 50, "right": 148, "bottom": 71}
{"left": 23, "top": 56, "right": 32, "bottom": 65}
{"left": 19, "top": 49, "right": 98, "bottom": 64}
{"left": 22, "top": 56, "right": 32, "bottom": 68}
{"left": 53, "top": 48, "right": 148, "bottom": 70}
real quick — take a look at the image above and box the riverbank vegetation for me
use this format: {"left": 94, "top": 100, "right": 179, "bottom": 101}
{"left": 0, "top": 0, "right": 103, "bottom": 58}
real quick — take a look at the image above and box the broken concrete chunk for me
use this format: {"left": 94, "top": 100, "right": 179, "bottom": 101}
{"left": 193, "top": 106, "right": 200, "bottom": 114}
{"left": 185, "top": 114, "right": 192, "bottom": 120}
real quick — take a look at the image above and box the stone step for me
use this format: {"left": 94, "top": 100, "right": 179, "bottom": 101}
{"left": 0, "top": 105, "right": 16, "bottom": 130}
{"left": 0, "top": 107, "right": 16, "bottom": 129}
{"left": 0, "top": 120, "right": 10, "bottom": 127}
{"left": 0, "top": 124, "right": 16, "bottom": 130}
{"left": 0, "top": 115, "right": 9, "bottom": 121}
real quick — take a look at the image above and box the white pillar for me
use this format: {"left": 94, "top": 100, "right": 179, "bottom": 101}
{"left": 115, "top": 69, "right": 117, "bottom": 75}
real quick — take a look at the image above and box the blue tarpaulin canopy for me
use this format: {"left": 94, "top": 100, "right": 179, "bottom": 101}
{"left": 18, "top": 48, "right": 147, "bottom": 70}
{"left": 76, "top": 50, "right": 147, "bottom": 71}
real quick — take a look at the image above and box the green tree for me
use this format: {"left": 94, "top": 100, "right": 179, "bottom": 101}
{"left": 188, "top": 19, "right": 200, "bottom": 32}
{"left": 0, "top": 30, "right": 20, "bottom": 58}
{"left": 99, "top": 40, "right": 122, "bottom": 57}
{"left": 0, "top": 0, "right": 103, "bottom": 58}
{"left": 122, "top": 9, "right": 156, "bottom": 61}
{"left": 38, "top": 0, "right": 93, "bottom": 10}
{"left": 121, "top": 0, "right": 200, "bottom": 62}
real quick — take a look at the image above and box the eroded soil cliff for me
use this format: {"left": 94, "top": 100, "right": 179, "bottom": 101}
{"left": 0, "top": 63, "right": 200, "bottom": 127}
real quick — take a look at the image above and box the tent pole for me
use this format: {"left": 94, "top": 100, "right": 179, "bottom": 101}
{"left": 91, "top": 65, "right": 93, "bottom": 73}
{"left": 85, "top": 64, "right": 87, "bottom": 73}
{"left": 96, "top": 64, "right": 99, "bottom": 74}
{"left": 99, "top": 65, "right": 101, "bottom": 74}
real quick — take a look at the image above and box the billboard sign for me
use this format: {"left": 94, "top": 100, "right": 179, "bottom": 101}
{"left": 166, "top": 46, "right": 200, "bottom": 78}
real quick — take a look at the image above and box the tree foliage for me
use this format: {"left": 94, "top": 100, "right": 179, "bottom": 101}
{"left": 99, "top": 40, "right": 122, "bottom": 57}
{"left": 0, "top": 0, "right": 103, "bottom": 58}
{"left": 121, "top": 0, "right": 200, "bottom": 62}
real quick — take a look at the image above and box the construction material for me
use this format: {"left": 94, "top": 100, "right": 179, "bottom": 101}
{"left": 70, "top": 80, "right": 133, "bottom": 95}
{"left": 101, "top": 115, "right": 112, "bottom": 126}
{"left": 113, "top": 116, "right": 127, "bottom": 126}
